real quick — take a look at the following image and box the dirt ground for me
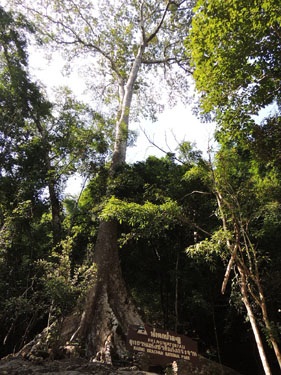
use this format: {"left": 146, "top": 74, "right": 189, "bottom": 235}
{"left": 0, "top": 356, "right": 244, "bottom": 375}
{"left": 0, "top": 357, "right": 159, "bottom": 375}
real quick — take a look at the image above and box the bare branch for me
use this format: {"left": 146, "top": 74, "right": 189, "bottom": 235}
{"left": 221, "top": 244, "right": 238, "bottom": 294}
{"left": 145, "top": 1, "right": 171, "bottom": 44}
{"left": 142, "top": 56, "right": 193, "bottom": 74}
{"left": 51, "top": 21, "right": 122, "bottom": 77}
{"left": 139, "top": 1, "right": 146, "bottom": 44}
{"left": 183, "top": 190, "right": 212, "bottom": 197}
{"left": 141, "top": 57, "right": 177, "bottom": 64}
{"left": 141, "top": 126, "right": 184, "bottom": 164}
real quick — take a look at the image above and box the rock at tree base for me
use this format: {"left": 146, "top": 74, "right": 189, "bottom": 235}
{"left": 0, "top": 356, "right": 244, "bottom": 375}
{"left": 0, "top": 358, "right": 159, "bottom": 375}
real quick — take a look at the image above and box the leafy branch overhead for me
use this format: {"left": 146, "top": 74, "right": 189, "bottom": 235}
{"left": 100, "top": 196, "right": 182, "bottom": 236}
{"left": 188, "top": 0, "right": 281, "bottom": 117}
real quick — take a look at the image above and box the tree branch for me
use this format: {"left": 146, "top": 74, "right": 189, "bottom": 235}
{"left": 145, "top": 1, "right": 171, "bottom": 44}
{"left": 141, "top": 57, "right": 177, "bottom": 64}
{"left": 20, "top": 3, "right": 123, "bottom": 78}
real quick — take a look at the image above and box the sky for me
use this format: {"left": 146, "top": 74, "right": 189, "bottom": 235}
{"left": 127, "top": 106, "right": 215, "bottom": 162}
{"left": 28, "top": 50, "right": 216, "bottom": 154}
{"left": 28, "top": 49, "right": 216, "bottom": 195}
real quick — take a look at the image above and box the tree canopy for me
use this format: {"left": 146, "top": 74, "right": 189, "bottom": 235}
{"left": 189, "top": 0, "right": 281, "bottom": 118}
{"left": 10, "top": 0, "right": 195, "bottom": 166}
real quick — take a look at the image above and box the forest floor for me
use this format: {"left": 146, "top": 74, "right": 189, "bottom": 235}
{"left": 0, "top": 356, "right": 244, "bottom": 375}
{"left": 0, "top": 357, "right": 158, "bottom": 375}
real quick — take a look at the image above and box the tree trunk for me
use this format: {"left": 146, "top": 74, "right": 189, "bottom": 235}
{"left": 254, "top": 267, "right": 281, "bottom": 371}
{"left": 73, "top": 220, "right": 143, "bottom": 360}
{"left": 48, "top": 175, "right": 62, "bottom": 245}
{"left": 63, "top": 47, "right": 146, "bottom": 360}
{"left": 238, "top": 264, "right": 272, "bottom": 375}
{"left": 35, "top": 119, "right": 62, "bottom": 245}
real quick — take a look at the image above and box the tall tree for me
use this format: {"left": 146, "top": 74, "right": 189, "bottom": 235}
{"left": 0, "top": 5, "right": 110, "bottom": 355}
{"left": 8, "top": 0, "right": 195, "bottom": 361}
{"left": 0, "top": 5, "right": 53, "bottom": 353}
{"left": 188, "top": 0, "right": 281, "bottom": 373}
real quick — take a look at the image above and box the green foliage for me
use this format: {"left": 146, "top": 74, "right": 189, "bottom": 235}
{"left": 100, "top": 196, "right": 182, "bottom": 237}
{"left": 176, "top": 140, "right": 202, "bottom": 164}
{"left": 47, "top": 88, "right": 112, "bottom": 178}
{"left": 186, "top": 229, "right": 231, "bottom": 264}
{"left": 36, "top": 236, "right": 97, "bottom": 317}
{"left": 188, "top": 0, "right": 281, "bottom": 260}
{"left": 189, "top": 0, "right": 281, "bottom": 117}
{"left": 183, "top": 158, "right": 212, "bottom": 187}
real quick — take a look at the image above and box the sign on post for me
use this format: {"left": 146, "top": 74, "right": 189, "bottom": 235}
{"left": 127, "top": 325, "right": 198, "bottom": 367}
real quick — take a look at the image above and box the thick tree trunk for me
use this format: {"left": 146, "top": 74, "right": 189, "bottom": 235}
{"left": 74, "top": 220, "right": 143, "bottom": 360}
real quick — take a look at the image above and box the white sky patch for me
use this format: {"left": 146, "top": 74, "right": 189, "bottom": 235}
{"left": 128, "top": 104, "right": 216, "bottom": 163}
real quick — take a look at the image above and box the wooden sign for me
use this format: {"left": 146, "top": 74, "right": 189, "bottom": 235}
{"left": 127, "top": 325, "right": 198, "bottom": 367}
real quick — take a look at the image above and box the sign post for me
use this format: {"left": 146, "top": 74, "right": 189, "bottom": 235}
{"left": 127, "top": 325, "right": 198, "bottom": 368}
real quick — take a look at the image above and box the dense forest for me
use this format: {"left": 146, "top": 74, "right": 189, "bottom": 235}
{"left": 0, "top": 1, "right": 280, "bottom": 374}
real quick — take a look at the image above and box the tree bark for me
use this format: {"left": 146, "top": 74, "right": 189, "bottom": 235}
{"left": 238, "top": 264, "right": 272, "bottom": 375}
{"left": 47, "top": 174, "right": 62, "bottom": 245}
{"left": 73, "top": 220, "right": 143, "bottom": 359}
{"left": 35, "top": 119, "right": 63, "bottom": 245}
{"left": 253, "top": 260, "right": 281, "bottom": 371}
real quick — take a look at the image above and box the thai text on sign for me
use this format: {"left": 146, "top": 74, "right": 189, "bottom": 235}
{"left": 127, "top": 325, "right": 198, "bottom": 366}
